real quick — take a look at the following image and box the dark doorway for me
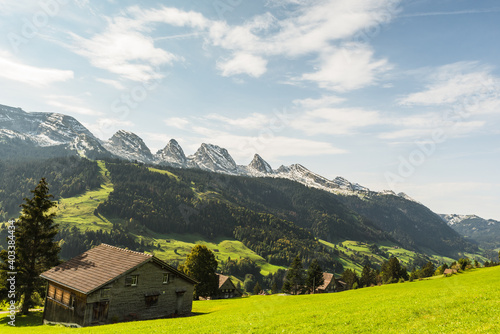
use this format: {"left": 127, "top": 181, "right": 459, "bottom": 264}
{"left": 92, "top": 301, "right": 109, "bottom": 322}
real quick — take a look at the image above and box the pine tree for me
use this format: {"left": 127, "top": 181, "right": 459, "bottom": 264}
{"left": 282, "top": 255, "right": 305, "bottom": 295}
{"left": 253, "top": 281, "right": 262, "bottom": 295}
{"left": 0, "top": 178, "right": 60, "bottom": 314}
{"left": 305, "top": 259, "right": 324, "bottom": 293}
{"left": 360, "top": 265, "right": 377, "bottom": 287}
{"left": 180, "top": 245, "right": 218, "bottom": 299}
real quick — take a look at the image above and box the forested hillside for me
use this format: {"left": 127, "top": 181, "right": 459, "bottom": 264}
{"left": 0, "top": 157, "right": 483, "bottom": 272}
{"left": 0, "top": 157, "right": 102, "bottom": 220}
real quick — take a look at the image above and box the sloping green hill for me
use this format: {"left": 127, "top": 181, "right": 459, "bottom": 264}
{"left": 2, "top": 266, "right": 499, "bottom": 333}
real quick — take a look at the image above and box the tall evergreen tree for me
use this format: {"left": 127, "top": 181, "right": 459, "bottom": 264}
{"left": 360, "top": 265, "right": 377, "bottom": 287}
{"left": 282, "top": 255, "right": 305, "bottom": 295}
{"left": 340, "top": 269, "right": 359, "bottom": 290}
{"left": 179, "top": 245, "right": 218, "bottom": 299}
{"left": 305, "top": 259, "right": 324, "bottom": 293}
{"left": 253, "top": 281, "right": 262, "bottom": 295}
{"left": 381, "top": 257, "right": 408, "bottom": 283}
{"left": 0, "top": 178, "right": 60, "bottom": 314}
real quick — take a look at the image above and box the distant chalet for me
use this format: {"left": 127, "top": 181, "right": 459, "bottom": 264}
{"left": 315, "top": 273, "right": 337, "bottom": 293}
{"left": 40, "top": 244, "right": 197, "bottom": 327}
{"left": 214, "top": 274, "right": 242, "bottom": 299}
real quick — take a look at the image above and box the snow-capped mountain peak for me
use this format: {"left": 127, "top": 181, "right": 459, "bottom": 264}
{"left": 104, "top": 130, "right": 153, "bottom": 163}
{"left": 188, "top": 143, "right": 237, "bottom": 174}
{"left": 155, "top": 139, "right": 187, "bottom": 167}
{"left": 248, "top": 154, "right": 273, "bottom": 174}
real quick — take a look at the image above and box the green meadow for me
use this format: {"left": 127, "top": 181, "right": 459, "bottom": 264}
{"left": 52, "top": 161, "right": 114, "bottom": 231}
{"left": 1, "top": 266, "right": 499, "bottom": 333}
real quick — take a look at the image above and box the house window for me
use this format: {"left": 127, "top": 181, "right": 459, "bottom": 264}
{"left": 101, "top": 288, "right": 111, "bottom": 298}
{"left": 145, "top": 295, "right": 159, "bottom": 307}
{"left": 47, "top": 284, "right": 74, "bottom": 309}
{"left": 131, "top": 275, "right": 138, "bottom": 286}
{"left": 163, "top": 273, "right": 169, "bottom": 284}
{"left": 48, "top": 284, "right": 56, "bottom": 298}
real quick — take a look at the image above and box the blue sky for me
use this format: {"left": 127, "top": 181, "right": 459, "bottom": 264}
{"left": 0, "top": 0, "right": 499, "bottom": 220}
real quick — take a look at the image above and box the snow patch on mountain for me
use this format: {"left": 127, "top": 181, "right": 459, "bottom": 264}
{"left": 187, "top": 143, "right": 238, "bottom": 174}
{"left": 104, "top": 130, "right": 153, "bottom": 163}
{"left": 155, "top": 139, "right": 187, "bottom": 167}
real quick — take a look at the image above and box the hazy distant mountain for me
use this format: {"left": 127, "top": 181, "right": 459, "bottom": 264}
{"left": 441, "top": 214, "right": 500, "bottom": 249}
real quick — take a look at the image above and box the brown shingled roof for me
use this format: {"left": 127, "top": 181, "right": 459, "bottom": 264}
{"left": 317, "top": 272, "right": 334, "bottom": 290}
{"left": 217, "top": 274, "right": 230, "bottom": 289}
{"left": 40, "top": 244, "right": 154, "bottom": 294}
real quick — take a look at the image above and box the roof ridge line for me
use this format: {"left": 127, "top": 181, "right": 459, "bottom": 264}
{"left": 100, "top": 243, "right": 152, "bottom": 257}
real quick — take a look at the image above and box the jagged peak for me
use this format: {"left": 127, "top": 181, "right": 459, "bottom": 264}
{"left": 248, "top": 154, "right": 273, "bottom": 173}
{"left": 156, "top": 138, "right": 187, "bottom": 166}
{"left": 189, "top": 142, "right": 237, "bottom": 173}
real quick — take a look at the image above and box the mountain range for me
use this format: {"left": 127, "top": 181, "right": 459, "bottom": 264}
{"left": 0, "top": 103, "right": 402, "bottom": 199}
{"left": 441, "top": 214, "right": 500, "bottom": 250}
{"left": 0, "top": 103, "right": 494, "bottom": 260}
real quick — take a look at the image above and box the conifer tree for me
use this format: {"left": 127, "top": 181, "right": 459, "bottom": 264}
{"left": 305, "top": 259, "right": 324, "bottom": 293}
{"left": 253, "top": 281, "right": 262, "bottom": 295}
{"left": 0, "top": 178, "right": 60, "bottom": 314}
{"left": 282, "top": 255, "right": 305, "bottom": 295}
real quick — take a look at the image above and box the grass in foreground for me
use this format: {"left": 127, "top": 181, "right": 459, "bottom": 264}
{"left": 2, "top": 266, "right": 499, "bottom": 333}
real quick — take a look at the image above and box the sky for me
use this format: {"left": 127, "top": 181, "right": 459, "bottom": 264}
{"left": 0, "top": 0, "right": 499, "bottom": 220}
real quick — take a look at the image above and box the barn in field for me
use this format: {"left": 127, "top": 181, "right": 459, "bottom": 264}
{"left": 40, "top": 243, "right": 197, "bottom": 327}
{"left": 315, "top": 272, "right": 337, "bottom": 293}
{"left": 213, "top": 274, "right": 242, "bottom": 299}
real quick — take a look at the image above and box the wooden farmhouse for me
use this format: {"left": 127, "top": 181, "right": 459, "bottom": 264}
{"left": 40, "top": 244, "right": 198, "bottom": 327}
{"left": 213, "top": 274, "right": 242, "bottom": 299}
{"left": 443, "top": 268, "right": 458, "bottom": 275}
{"left": 315, "top": 272, "right": 337, "bottom": 293}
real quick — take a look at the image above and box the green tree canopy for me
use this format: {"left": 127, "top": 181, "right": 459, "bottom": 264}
{"left": 340, "top": 269, "right": 359, "bottom": 290}
{"left": 381, "top": 257, "right": 408, "bottom": 284}
{"left": 179, "top": 245, "right": 218, "bottom": 299}
{"left": 253, "top": 281, "right": 262, "bottom": 295}
{"left": 0, "top": 178, "right": 60, "bottom": 314}
{"left": 282, "top": 255, "right": 305, "bottom": 295}
{"left": 305, "top": 259, "right": 324, "bottom": 293}
{"left": 360, "top": 265, "right": 377, "bottom": 288}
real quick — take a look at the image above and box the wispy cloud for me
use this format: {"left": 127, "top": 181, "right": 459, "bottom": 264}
{"left": 401, "top": 8, "right": 500, "bottom": 18}
{"left": 399, "top": 62, "right": 500, "bottom": 114}
{"left": 0, "top": 51, "right": 73, "bottom": 86}
{"left": 69, "top": 1, "right": 399, "bottom": 90}
{"left": 291, "top": 107, "right": 381, "bottom": 135}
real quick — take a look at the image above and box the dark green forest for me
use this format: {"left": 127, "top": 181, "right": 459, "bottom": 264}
{"left": 0, "top": 157, "right": 482, "bottom": 271}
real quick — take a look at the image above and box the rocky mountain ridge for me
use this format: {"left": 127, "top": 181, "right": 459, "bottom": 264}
{"left": 0, "top": 103, "right": 422, "bottom": 201}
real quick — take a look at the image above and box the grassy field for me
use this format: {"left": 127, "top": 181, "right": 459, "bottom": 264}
{"left": 1, "top": 266, "right": 499, "bottom": 333}
{"left": 139, "top": 232, "right": 285, "bottom": 275}
{"left": 51, "top": 161, "right": 114, "bottom": 231}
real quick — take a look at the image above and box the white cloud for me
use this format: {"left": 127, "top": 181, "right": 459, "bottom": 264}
{"left": 71, "top": 28, "right": 178, "bottom": 82}
{"left": 379, "top": 112, "right": 486, "bottom": 140}
{"left": 217, "top": 53, "right": 268, "bottom": 78}
{"left": 0, "top": 51, "right": 73, "bottom": 86}
{"left": 205, "top": 113, "right": 271, "bottom": 130}
{"left": 96, "top": 78, "right": 126, "bottom": 90}
{"left": 164, "top": 117, "right": 189, "bottom": 129}
{"left": 291, "top": 107, "right": 381, "bottom": 135}
{"left": 293, "top": 95, "right": 345, "bottom": 109}
{"left": 46, "top": 100, "right": 102, "bottom": 116}
{"left": 399, "top": 62, "right": 500, "bottom": 113}
{"left": 72, "top": 1, "right": 399, "bottom": 87}
{"left": 300, "top": 45, "right": 391, "bottom": 92}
